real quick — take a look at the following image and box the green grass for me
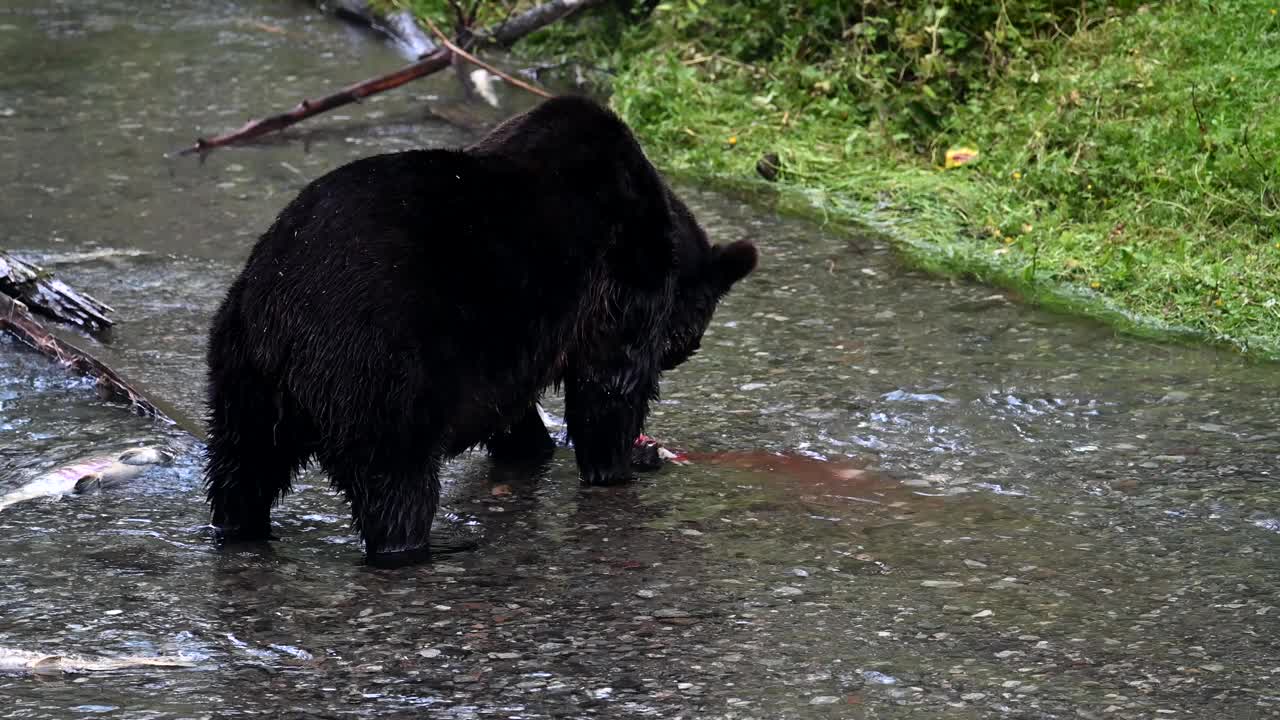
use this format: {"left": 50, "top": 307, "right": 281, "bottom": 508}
{"left": 400, "top": 1, "right": 1280, "bottom": 358}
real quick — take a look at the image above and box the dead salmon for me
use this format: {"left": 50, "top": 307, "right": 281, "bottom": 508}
{"left": 0, "top": 446, "right": 174, "bottom": 512}
{"left": 0, "top": 646, "right": 195, "bottom": 674}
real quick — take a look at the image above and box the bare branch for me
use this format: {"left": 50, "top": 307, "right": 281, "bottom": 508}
{"left": 175, "top": 0, "right": 606, "bottom": 156}
{"left": 173, "top": 52, "right": 451, "bottom": 156}
{"left": 422, "top": 16, "right": 553, "bottom": 99}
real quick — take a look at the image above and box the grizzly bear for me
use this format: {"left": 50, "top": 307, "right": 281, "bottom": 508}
{"left": 203, "top": 96, "right": 756, "bottom": 561}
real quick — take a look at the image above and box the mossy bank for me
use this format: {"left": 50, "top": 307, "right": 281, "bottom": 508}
{"left": 397, "top": 0, "right": 1280, "bottom": 360}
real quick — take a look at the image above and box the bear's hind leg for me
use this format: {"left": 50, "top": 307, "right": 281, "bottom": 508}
{"left": 485, "top": 405, "right": 556, "bottom": 465}
{"left": 328, "top": 451, "right": 443, "bottom": 563}
{"left": 205, "top": 384, "right": 310, "bottom": 542}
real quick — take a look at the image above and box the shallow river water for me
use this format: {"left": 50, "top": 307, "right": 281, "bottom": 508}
{"left": 2, "top": 2, "right": 1279, "bottom": 719}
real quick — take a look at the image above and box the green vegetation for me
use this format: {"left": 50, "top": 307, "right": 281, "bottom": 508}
{"left": 399, "top": 1, "right": 1280, "bottom": 358}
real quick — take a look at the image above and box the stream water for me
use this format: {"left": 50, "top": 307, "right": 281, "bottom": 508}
{"left": 2, "top": 2, "right": 1279, "bottom": 718}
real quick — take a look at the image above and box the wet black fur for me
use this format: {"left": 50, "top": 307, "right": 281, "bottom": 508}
{"left": 203, "top": 96, "right": 757, "bottom": 561}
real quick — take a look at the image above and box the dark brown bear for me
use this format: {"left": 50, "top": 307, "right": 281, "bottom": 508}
{"left": 203, "top": 96, "right": 756, "bottom": 562}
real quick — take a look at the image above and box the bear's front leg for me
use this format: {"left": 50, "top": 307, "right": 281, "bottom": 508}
{"left": 564, "top": 370, "right": 654, "bottom": 486}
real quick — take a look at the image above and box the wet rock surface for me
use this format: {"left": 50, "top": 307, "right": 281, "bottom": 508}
{"left": 2, "top": 1, "right": 1280, "bottom": 718}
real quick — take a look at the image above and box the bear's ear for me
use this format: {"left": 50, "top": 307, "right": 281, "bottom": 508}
{"left": 712, "top": 240, "right": 758, "bottom": 292}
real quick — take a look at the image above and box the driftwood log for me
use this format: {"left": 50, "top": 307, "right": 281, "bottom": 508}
{"left": 0, "top": 253, "right": 205, "bottom": 436}
{"left": 313, "top": 0, "right": 438, "bottom": 59}
{"left": 0, "top": 252, "right": 114, "bottom": 334}
{"left": 0, "top": 291, "right": 199, "bottom": 433}
{"left": 177, "top": 0, "right": 604, "bottom": 156}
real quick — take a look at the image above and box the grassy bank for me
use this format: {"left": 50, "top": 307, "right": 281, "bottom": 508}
{"left": 402, "top": 1, "right": 1280, "bottom": 359}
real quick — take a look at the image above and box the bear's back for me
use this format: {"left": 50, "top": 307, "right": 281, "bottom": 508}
{"left": 227, "top": 147, "right": 612, "bottom": 380}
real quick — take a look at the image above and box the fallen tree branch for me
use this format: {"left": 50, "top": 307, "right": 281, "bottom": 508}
{"left": 1, "top": 292, "right": 204, "bottom": 437}
{"left": 421, "top": 16, "right": 552, "bottom": 99}
{"left": 0, "top": 252, "right": 113, "bottom": 334}
{"left": 176, "top": 0, "right": 604, "bottom": 156}
{"left": 174, "top": 53, "right": 451, "bottom": 156}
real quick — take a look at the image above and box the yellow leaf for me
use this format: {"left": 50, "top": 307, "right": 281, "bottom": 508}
{"left": 945, "top": 147, "right": 980, "bottom": 169}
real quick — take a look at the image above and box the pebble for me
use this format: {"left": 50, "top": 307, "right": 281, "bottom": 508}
{"left": 773, "top": 585, "right": 805, "bottom": 597}
{"left": 417, "top": 648, "right": 441, "bottom": 658}
{"left": 971, "top": 609, "right": 993, "bottom": 618}
{"left": 809, "top": 696, "right": 840, "bottom": 705}
{"left": 921, "top": 580, "right": 964, "bottom": 588}
{"left": 961, "top": 692, "right": 987, "bottom": 701}
{"left": 635, "top": 589, "right": 657, "bottom": 599}
{"left": 862, "top": 671, "right": 898, "bottom": 684}
{"left": 963, "top": 559, "right": 987, "bottom": 569}
{"left": 653, "top": 608, "right": 691, "bottom": 618}
{"left": 789, "top": 568, "right": 810, "bottom": 577}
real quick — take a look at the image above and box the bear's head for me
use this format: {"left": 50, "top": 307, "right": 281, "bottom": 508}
{"left": 660, "top": 193, "right": 757, "bottom": 371}
{"left": 470, "top": 95, "right": 757, "bottom": 370}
